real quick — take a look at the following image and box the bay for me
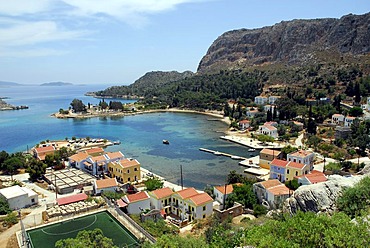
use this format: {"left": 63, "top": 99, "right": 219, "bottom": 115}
{"left": 0, "top": 85, "right": 255, "bottom": 189}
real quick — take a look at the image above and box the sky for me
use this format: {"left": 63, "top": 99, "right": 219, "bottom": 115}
{"left": 0, "top": 0, "right": 369, "bottom": 86}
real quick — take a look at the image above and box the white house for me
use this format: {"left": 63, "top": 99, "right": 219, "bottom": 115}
{"left": 122, "top": 191, "right": 151, "bottom": 214}
{"left": 268, "top": 96, "right": 281, "bottom": 104}
{"left": 297, "top": 170, "right": 327, "bottom": 186}
{"left": 0, "top": 185, "right": 38, "bottom": 210}
{"left": 344, "top": 116, "right": 356, "bottom": 127}
{"left": 238, "top": 120, "right": 250, "bottom": 130}
{"left": 184, "top": 192, "right": 213, "bottom": 221}
{"left": 246, "top": 108, "right": 260, "bottom": 118}
{"left": 287, "top": 150, "right": 315, "bottom": 170}
{"left": 259, "top": 124, "right": 278, "bottom": 138}
{"left": 213, "top": 184, "right": 235, "bottom": 206}
{"left": 331, "top": 114, "right": 345, "bottom": 125}
{"left": 148, "top": 187, "right": 173, "bottom": 214}
{"left": 94, "top": 177, "right": 118, "bottom": 195}
{"left": 254, "top": 96, "right": 268, "bottom": 105}
{"left": 253, "top": 179, "right": 290, "bottom": 209}
{"left": 171, "top": 187, "right": 213, "bottom": 222}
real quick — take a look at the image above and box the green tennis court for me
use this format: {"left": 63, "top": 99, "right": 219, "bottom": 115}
{"left": 26, "top": 211, "right": 139, "bottom": 248}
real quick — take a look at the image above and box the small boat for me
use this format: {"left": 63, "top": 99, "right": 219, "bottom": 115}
{"left": 163, "top": 140, "right": 170, "bottom": 145}
{"left": 113, "top": 140, "right": 121, "bottom": 145}
{"left": 248, "top": 148, "right": 256, "bottom": 152}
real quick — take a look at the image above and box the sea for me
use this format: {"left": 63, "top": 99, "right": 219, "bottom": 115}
{"left": 0, "top": 84, "right": 257, "bottom": 189}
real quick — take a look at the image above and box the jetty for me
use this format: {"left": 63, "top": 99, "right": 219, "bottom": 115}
{"left": 199, "top": 148, "right": 247, "bottom": 160}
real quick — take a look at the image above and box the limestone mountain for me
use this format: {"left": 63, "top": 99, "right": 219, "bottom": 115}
{"left": 198, "top": 12, "right": 370, "bottom": 73}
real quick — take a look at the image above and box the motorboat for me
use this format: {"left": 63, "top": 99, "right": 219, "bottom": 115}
{"left": 163, "top": 140, "right": 170, "bottom": 145}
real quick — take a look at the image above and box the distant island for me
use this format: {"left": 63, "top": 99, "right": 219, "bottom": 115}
{"left": 40, "top": 82, "right": 73, "bottom": 86}
{"left": 0, "top": 81, "right": 21, "bottom": 87}
{"left": 0, "top": 99, "right": 28, "bottom": 111}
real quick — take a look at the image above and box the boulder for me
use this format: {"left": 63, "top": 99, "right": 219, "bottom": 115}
{"left": 283, "top": 175, "right": 363, "bottom": 215}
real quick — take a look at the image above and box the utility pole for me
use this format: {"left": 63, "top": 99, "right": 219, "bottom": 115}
{"left": 180, "top": 165, "right": 183, "bottom": 190}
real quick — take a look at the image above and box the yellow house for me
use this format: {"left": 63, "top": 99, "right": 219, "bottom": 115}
{"left": 259, "top": 148, "right": 282, "bottom": 169}
{"left": 108, "top": 158, "right": 141, "bottom": 183}
{"left": 285, "top": 161, "right": 310, "bottom": 181}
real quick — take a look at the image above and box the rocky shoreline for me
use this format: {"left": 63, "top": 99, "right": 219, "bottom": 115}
{"left": 52, "top": 108, "right": 230, "bottom": 124}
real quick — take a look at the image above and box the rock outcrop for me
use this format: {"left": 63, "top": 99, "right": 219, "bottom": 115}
{"left": 283, "top": 175, "right": 364, "bottom": 215}
{"left": 198, "top": 12, "right": 370, "bottom": 73}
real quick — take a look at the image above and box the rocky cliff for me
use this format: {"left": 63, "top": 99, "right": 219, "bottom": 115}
{"left": 198, "top": 12, "right": 370, "bottom": 73}
{"left": 283, "top": 175, "right": 365, "bottom": 215}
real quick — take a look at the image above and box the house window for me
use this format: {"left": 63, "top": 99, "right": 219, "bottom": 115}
{"left": 128, "top": 177, "right": 130, "bottom": 181}
{"left": 134, "top": 168, "right": 138, "bottom": 171}
{"left": 287, "top": 169, "right": 289, "bottom": 174}
{"left": 203, "top": 206, "right": 206, "bottom": 211}
{"left": 31, "top": 198, "right": 35, "bottom": 203}
{"left": 203, "top": 214, "right": 206, "bottom": 219}
{"left": 295, "top": 171, "right": 298, "bottom": 176}
{"left": 127, "top": 170, "right": 130, "bottom": 173}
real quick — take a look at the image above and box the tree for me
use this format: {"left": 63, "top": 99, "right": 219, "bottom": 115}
{"left": 55, "top": 228, "right": 117, "bottom": 248}
{"left": 227, "top": 183, "right": 257, "bottom": 209}
{"left": 144, "top": 177, "right": 164, "bottom": 191}
{"left": 337, "top": 176, "right": 370, "bottom": 218}
{"left": 3, "top": 157, "right": 23, "bottom": 181}
{"left": 4, "top": 212, "right": 18, "bottom": 226}
{"left": 70, "top": 99, "right": 86, "bottom": 113}
{"left": 281, "top": 145, "right": 298, "bottom": 159}
{"left": 0, "top": 197, "right": 11, "bottom": 215}
{"left": 0, "top": 150, "right": 9, "bottom": 170}
{"left": 285, "top": 178, "right": 300, "bottom": 190}
{"left": 257, "top": 134, "right": 275, "bottom": 143}
{"left": 349, "top": 106, "right": 363, "bottom": 117}
{"left": 26, "top": 158, "right": 47, "bottom": 181}
{"left": 226, "top": 170, "right": 243, "bottom": 184}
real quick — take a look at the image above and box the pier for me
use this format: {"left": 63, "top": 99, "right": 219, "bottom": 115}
{"left": 199, "top": 148, "right": 247, "bottom": 160}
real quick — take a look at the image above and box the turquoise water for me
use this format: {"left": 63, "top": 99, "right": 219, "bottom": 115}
{"left": 0, "top": 85, "right": 255, "bottom": 189}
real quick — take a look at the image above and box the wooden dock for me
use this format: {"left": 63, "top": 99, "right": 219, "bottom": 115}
{"left": 199, "top": 148, "right": 247, "bottom": 160}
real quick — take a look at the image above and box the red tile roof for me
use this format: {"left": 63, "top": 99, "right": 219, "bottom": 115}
{"left": 214, "top": 184, "right": 234, "bottom": 195}
{"left": 150, "top": 187, "right": 173, "bottom": 199}
{"left": 125, "top": 191, "right": 149, "bottom": 203}
{"left": 287, "top": 161, "right": 306, "bottom": 170}
{"left": 189, "top": 192, "right": 213, "bottom": 206}
{"left": 175, "top": 187, "right": 199, "bottom": 199}
{"left": 260, "top": 179, "right": 282, "bottom": 189}
{"left": 239, "top": 120, "right": 250, "bottom": 124}
{"left": 120, "top": 159, "right": 140, "bottom": 168}
{"left": 117, "top": 199, "right": 128, "bottom": 208}
{"left": 57, "top": 193, "right": 88, "bottom": 206}
{"left": 260, "top": 148, "right": 281, "bottom": 157}
{"left": 106, "top": 151, "right": 124, "bottom": 160}
{"left": 267, "top": 184, "right": 291, "bottom": 196}
{"left": 289, "top": 150, "right": 313, "bottom": 158}
{"left": 86, "top": 147, "right": 104, "bottom": 155}
{"left": 35, "top": 146, "right": 55, "bottom": 154}
{"left": 95, "top": 178, "right": 117, "bottom": 189}
{"left": 69, "top": 152, "right": 89, "bottom": 162}
{"left": 261, "top": 124, "right": 277, "bottom": 131}
{"left": 305, "top": 170, "right": 327, "bottom": 184}
{"left": 91, "top": 155, "right": 107, "bottom": 162}
{"left": 271, "top": 159, "right": 288, "bottom": 168}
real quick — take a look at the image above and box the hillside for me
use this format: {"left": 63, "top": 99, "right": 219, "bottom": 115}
{"left": 93, "top": 70, "right": 194, "bottom": 98}
{"left": 198, "top": 12, "right": 370, "bottom": 73}
{"left": 92, "top": 13, "right": 370, "bottom": 110}
{"left": 0, "top": 81, "right": 21, "bottom": 87}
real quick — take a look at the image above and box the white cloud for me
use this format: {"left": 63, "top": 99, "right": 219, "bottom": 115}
{"left": 0, "top": 48, "right": 67, "bottom": 58}
{"left": 0, "top": 0, "right": 51, "bottom": 16}
{"left": 61, "top": 0, "right": 206, "bottom": 26}
{"left": 0, "top": 21, "right": 89, "bottom": 47}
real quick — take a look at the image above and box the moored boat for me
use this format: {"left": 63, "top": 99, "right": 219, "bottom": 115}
{"left": 163, "top": 140, "right": 170, "bottom": 145}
